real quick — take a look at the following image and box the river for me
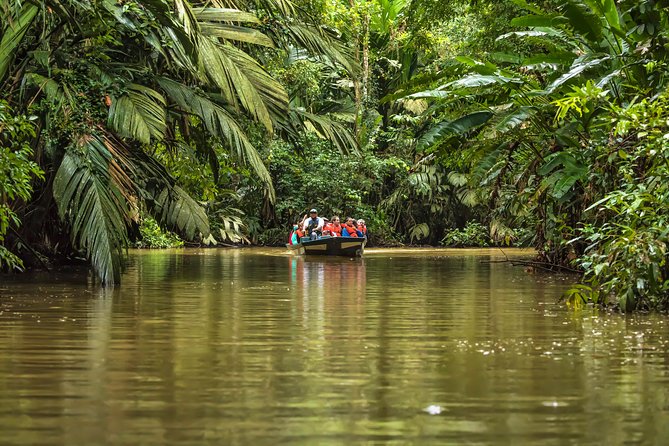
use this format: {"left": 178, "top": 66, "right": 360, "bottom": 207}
{"left": 1, "top": 248, "right": 668, "bottom": 445}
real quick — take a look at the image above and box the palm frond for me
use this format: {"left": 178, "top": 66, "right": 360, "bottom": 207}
{"left": 291, "top": 107, "right": 358, "bottom": 154}
{"left": 218, "top": 41, "right": 288, "bottom": 119}
{"left": 198, "top": 36, "right": 274, "bottom": 130}
{"left": 108, "top": 84, "right": 167, "bottom": 143}
{"left": 24, "top": 73, "right": 74, "bottom": 108}
{"left": 283, "top": 24, "right": 358, "bottom": 74}
{"left": 157, "top": 77, "right": 275, "bottom": 201}
{"left": 254, "top": 0, "right": 296, "bottom": 17}
{"left": 200, "top": 23, "right": 274, "bottom": 47}
{"left": 53, "top": 135, "right": 130, "bottom": 285}
{"left": 194, "top": 7, "right": 261, "bottom": 24}
{"left": 217, "top": 214, "right": 250, "bottom": 244}
{"left": 152, "top": 185, "right": 210, "bottom": 239}
{"left": 0, "top": 3, "right": 38, "bottom": 81}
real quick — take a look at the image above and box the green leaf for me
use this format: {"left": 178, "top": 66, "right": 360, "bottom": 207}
{"left": 157, "top": 77, "right": 275, "bottom": 201}
{"left": 198, "top": 36, "right": 274, "bottom": 131}
{"left": 409, "top": 223, "right": 430, "bottom": 242}
{"left": 200, "top": 23, "right": 274, "bottom": 47}
{"left": 152, "top": 186, "right": 210, "bottom": 240}
{"left": 509, "top": 0, "right": 545, "bottom": 14}
{"left": 511, "top": 14, "right": 568, "bottom": 28}
{"left": 521, "top": 52, "right": 575, "bottom": 70}
{"left": 0, "top": 3, "right": 38, "bottom": 81}
{"left": 546, "top": 55, "right": 610, "bottom": 93}
{"left": 417, "top": 111, "right": 493, "bottom": 151}
{"left": 601, "top": 0, "right": 621, "bottom": 32}
{"left": 108, "top": 84, "right": 167, "bottom": 143}
{"left": 53, "top": 136, "right": 130, "bottom": 285}
{"left": 447, "top": 74, "right": 522, "bottom": 89}
{"left": 282, "top": 24, "right": 358, "bottom": 75}
{"left": 194, "top": 7, "right": 260, "bottom": 24}
{"left": 560, "top": 0, "right": 602, "bottom": 42}
{"left": 495, "top": 106, "right": 537, "bottom": 132}
{"left": 455, "top": 56, "right": 498, "bottom": 75}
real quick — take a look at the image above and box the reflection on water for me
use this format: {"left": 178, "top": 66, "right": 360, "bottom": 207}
{"left": 1, "top": 248, "right": 668, "bottom": 445}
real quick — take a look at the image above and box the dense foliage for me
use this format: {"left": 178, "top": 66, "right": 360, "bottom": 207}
{"left": 2, "top": 0, "right": 669, "bottom": 310}
{"left": 0, "top": 101, "right": 43, "bottom": 270}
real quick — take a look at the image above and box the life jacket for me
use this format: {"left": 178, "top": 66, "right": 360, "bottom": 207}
{"left": 358, "top": 225, "right": 367, "bottom": 235}
{"left": 326, "top": 223, "right": 342, "bottom": 236}
{"left": 342, "top": 223, "right": 358, "bottom": 237}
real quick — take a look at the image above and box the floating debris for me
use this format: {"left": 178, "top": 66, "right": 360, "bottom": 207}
{"left": 423, "top": 405, "right": 443, "bottom": 415}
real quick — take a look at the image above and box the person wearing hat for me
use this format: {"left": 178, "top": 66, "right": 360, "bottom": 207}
{"left": 303, "top": 208, "right": 325, "bottom": 240}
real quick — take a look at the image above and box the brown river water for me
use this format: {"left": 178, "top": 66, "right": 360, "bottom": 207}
{"left": 1, "top": 248, "right": 668, "bottom": 445}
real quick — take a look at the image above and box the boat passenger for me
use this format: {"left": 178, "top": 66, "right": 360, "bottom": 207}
{"left": 325, "top": 216, "right": 342, "bottom": 237}
{"left": 289, "top": 224, "right": 299, "bottom": 245}
{"left": 303, "top": 208, "right": 325, "bottom": 240}
{"left": 342, "top": 217, "right": 359, "bottom": 238}
{"left": 356, "top": 219, "right": 367, "bottom": 238}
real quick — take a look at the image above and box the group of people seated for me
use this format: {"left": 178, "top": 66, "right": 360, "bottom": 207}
{"left": 289, "top": 209, "right": 367, "bottom": 244}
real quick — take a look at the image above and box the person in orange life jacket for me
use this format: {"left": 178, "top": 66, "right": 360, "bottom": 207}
{"left": 303, "top": 208, "right": 325, "bottom": 240}
{"left": 324, "top": 216, "right": 342, "bottom": 237}
{"left": 289, "top": 222, "right": 305, "bottom": 245}
{"left": 321, "top": 218, "right": 331, "bottom": 236}
{"left": 341, "top": 217, "right": 359, "bottom": 237}
{"left": 356, "top": 219, "right": 367, "bottom": 238}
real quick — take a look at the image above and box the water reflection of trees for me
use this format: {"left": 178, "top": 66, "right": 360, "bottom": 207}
{"left": 1, "top": 249, "right": 669, "bottom": 443}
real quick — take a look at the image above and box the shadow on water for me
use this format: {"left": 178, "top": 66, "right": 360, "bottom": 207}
{"left": 0, "top": 247, "right": 668, "bottom": 445}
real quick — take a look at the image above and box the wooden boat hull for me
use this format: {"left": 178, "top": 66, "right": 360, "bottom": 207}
{"left": 287, "top": 236, "right": 365, "bottom": 257}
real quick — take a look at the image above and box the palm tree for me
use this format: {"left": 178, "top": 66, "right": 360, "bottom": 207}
{"left": 0, "top": 0, "right": 357, "bottom": 284}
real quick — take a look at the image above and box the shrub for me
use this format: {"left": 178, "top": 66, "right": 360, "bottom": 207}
{"left": 441, "top": 222, "right": 490, "bottom": 247}
{"left": 136, "top": 217, "right": 183, "bottom": 249}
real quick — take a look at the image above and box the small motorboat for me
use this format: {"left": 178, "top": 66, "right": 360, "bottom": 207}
{"left": 286, "top": 236, "right": 366, "bottom": 257}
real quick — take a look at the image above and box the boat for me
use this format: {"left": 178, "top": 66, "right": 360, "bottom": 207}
{"left": 286, "top": 236, "right": 366, "bottom": 257}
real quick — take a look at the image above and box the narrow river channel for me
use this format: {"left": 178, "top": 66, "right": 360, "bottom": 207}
{"left": 1, "top": 248, "right": 668, "bottom": 445}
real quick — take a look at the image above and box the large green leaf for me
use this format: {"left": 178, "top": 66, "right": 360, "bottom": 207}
{"left": 198, "top": 36, "right": 273, "bottom": 131}
{"left": 538, "top": 151, "right": 588, "bottom": 201}
{"left": 546, "top": 54, "right": 610, "bottom": 93}
{"left": 455, "top": 56, "right": 498, "bottom": 75}
{"left": 200, "top": 23, "right": 274, "bottom": 47}
{"left": 560, "top": 0, "right": 602, "bottom": 43}
{"left": 511, "top": 14, "right": 568, "bottom": 28}
{"left": 495, "top": 106, "right": 537, "bottom": 132}
{"left": 194, "top": 8, "right": 260, "bottom": 24}
{"left": 0, "top": 3, "right": 38, "bottom": 81}
{"left": 447, "top": 74, "right": 522, "bottom": 89}
{"left": 157, "top": 77, "right": 275, "bottom": 201}
{"left": 521, "top": 52, "right": 575, "bottom": 70}
{"left": 108, "top": 84, "right": 167, "bottom": 143}
{"left": 509, "top": 0, "right": 545, "bottom": 14}
{"left": 53, "top": 136, "right": 130, "bottom": 285}
{"left": 291, "top": 107, "right": 358, "bottom": 154}
{"left": 417, "top": 111, "right": 493, "bottom": 151}
{"left": 283, "top": 24, "right": 358, "bottom": 75}
{"left": 152, "top": 185, "right": 210, "bottom": 240}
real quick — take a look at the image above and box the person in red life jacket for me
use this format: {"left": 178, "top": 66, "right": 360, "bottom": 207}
{"left": 341, "top": 217, "right": 359, "bottom": 237}
{"left": 324, "top": 215, "right": 342, "bottom": 237}
{"left": 356, "top": 219, "right": 367, "bottom": 238}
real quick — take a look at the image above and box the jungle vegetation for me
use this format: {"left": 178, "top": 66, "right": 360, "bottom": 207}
{"left": 2, "top": 0, "right": 669, "bottom": 310}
